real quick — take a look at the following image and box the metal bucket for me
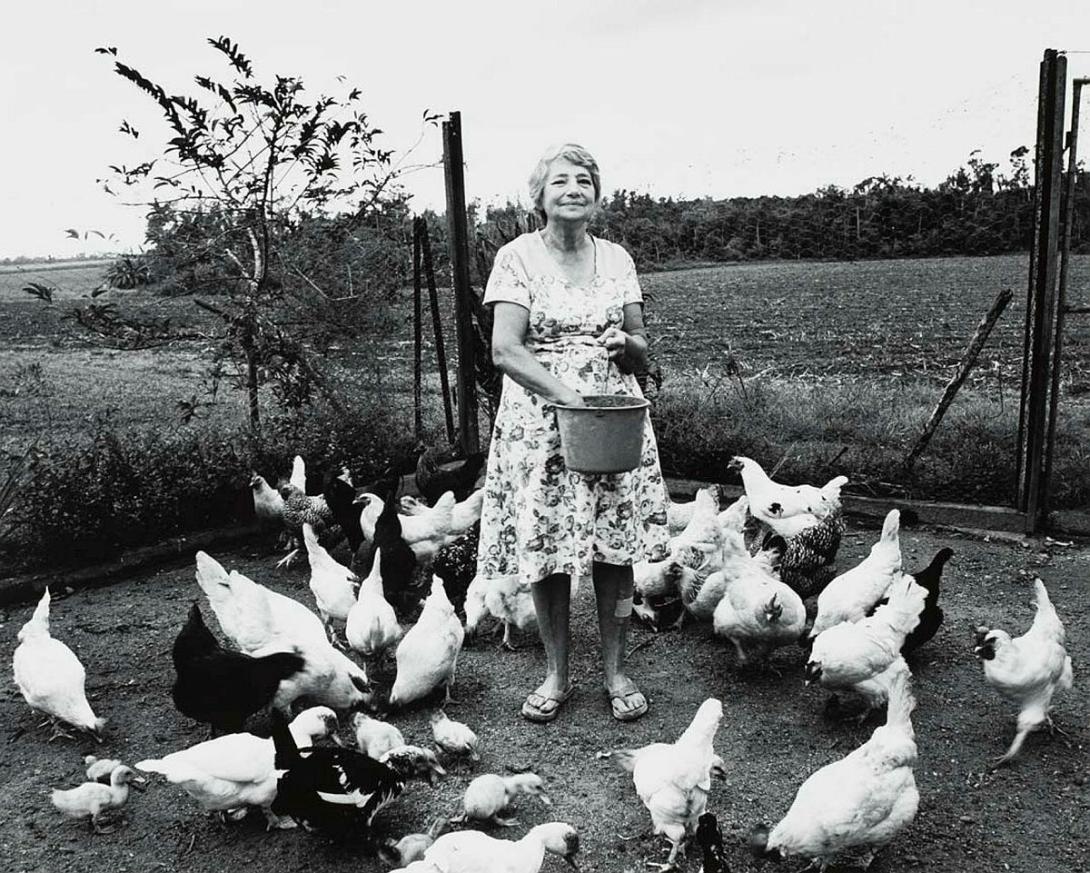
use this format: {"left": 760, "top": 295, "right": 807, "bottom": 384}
{"left": 554, "top": 394, "right": 650, "bottom": 474}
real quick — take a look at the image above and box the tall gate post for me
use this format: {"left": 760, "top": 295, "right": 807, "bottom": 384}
{"left": 1016, "top": 49, "right": 1067, "bottom": 532}
{"left": 442, "top": 111, "right": 481, "bottom": 456}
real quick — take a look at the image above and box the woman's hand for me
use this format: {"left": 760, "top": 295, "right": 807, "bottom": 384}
{"left": 598, "top": 326, "right": 629, "bottom": 363}
{"left": 554, "top": 390, "right": 585, "bottom": 407}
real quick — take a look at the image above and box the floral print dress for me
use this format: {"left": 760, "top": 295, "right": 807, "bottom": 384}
{"left": 476, "top": 231, "right": 670, "bottom": 586}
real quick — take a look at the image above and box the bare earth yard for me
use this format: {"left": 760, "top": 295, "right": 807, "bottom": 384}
{"left": 1, "top": 520, "right": 1087, "bottom": 873}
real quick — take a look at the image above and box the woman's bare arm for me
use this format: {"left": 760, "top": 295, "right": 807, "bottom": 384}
{"left": 491, "top": 302, "right": 584, "bottom": 406}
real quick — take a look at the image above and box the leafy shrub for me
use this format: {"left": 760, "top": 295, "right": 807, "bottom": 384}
{"left": 9, "top": 401, "right": 418, "bottom": 570}
{"left": 105, "top": 255, "right": 152, "bottom": 289}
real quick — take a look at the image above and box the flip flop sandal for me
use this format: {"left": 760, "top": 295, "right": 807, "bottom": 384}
{"left": 609, "top": 687, "right": 649, "bottom": 722}
{"left": 521, "top": 683, "right": 575, "bottom": 723}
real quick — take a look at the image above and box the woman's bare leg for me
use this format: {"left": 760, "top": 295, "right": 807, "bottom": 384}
{"left": 593, "top": 562, "right": 647, "bottom": 719}
{"left": 524, "top": 573, "right": 572, "bottom": 717}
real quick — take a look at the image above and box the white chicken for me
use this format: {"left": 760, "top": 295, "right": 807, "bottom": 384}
{"left": 430, "top": 710, "right": 480, "bottom": 761}
{"left": 668, "top": 488, "right": 726, "bottom": 577}
{"left": 250, "top": 472, "right": 285, "bottom": 527}
{"left": 135, "top": 706, "right": 337, "bottom": 828}
{"left": 401, "top": 488, "right": 484, "bottom": 538}
{"left": 667, "top": 485, "right": 721, "bottom": 536}
{"left": 351, "top": 712, "right": 405, "bottom": 760}
{"left": 711, "top": 566, "right": 806, "bottom": 666}
{"left": 357, "top": 492, "right": 456, "bottom": 560}
{"left": 345, "top": 547, "right": 402, "bottom": 657}
{"left": 750, "top": 661, "right": 918, "bottom": 870}
{"left": 807, "top": 573, "right": 927, "bottom": 711}
{"left": 453, "top": 772, "right": 552, "bottom": 827}
{"left": 195, "top": 552, "right": 370, "bottom": 712}
{"left": 389, "top": 576, "right": 465, "bottom": 708}
{"left": 974, "top": 577, "right": 1075, "bottom": 767}
{"left": 608, "top": 697, "right": 723, "bottom": 871}
{"left": 51, "top": 765, "right": 145, "bottom": 833}
{"left": 810, "top": 509, "right": 902, "bottom": 639}
{"left": 729, "top": 456, "right": 841, "bottom": 521}
{"left": 13, "top": 588, "right": 106, "bottom": 741}
{"left": 465, "top": 574, "right": 535, "bottom": 650}
{"left": 302, "top": 522, "right": 359, "bottom": 636}
{"left": 411, "top": 822, "right": 580, "bottom": 873}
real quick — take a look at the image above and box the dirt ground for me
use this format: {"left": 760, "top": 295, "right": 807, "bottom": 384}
{"left": 1, "top": 520, "right": 1087, "bottom": 873}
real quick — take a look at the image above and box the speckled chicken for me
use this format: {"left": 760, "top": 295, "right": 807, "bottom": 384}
{"left": 432, "top": 522, "right": 480, "bottom": 619}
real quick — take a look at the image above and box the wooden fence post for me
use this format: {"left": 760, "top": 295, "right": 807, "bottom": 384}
{"left": 442, "top": 111, "right": 480, "bottom": 456}
{"left": 1016, "top": 48, "right": 1067, "bottom": 533}
{"left": 419, "top": 218, "right": 457, "bottom": 446}
{"left": 903, "top": 288, "right": 1013, "bottom": 469}
{"left": 412, "top": 218, "right": 424, "bottom": 442}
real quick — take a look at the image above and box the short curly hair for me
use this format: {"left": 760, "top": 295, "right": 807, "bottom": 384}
{"left": 528, "top": 143, "right": 601, "bottom": 225}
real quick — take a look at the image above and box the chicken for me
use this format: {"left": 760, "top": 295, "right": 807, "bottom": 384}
{"left": 901, "top": 547, "right": 953, "bottom": 656}
{"left": 974, "top": 577, "right": 1075, "bottom": 767}
{"left": 609, "top": 698, "right": 723, "bottom": 871}
{"left": 278, "top": 466, "right": 335, "bottom": 569}
{"left": 250, "top": 472, "right": 285, "bottom": 528}
{"left": 416, "top": 448, "right": 486, "bottom": 505}
{"left": 351, "top": 712, "right": 405, "bottom": 760}
{"left": 806, "top": 573, "right": 926, "bottom": 712}
{"left": 13, "top": 588, "right": 106, "bottom": 741}
{"left": 464, "top": 574, "right": 538, "bottom": 650}
{"left": 401, "top": 488, "right": 485, "bottom": 537}
{"left": 667, "top": 484, "right": 721, "bottom": 536}
{"left": 171, "top": 602, "right": 305, "bottom": 734}
{"left": 360, "top": 479, "right": 425, "bottom": 622}
{"left": 345, "top": 547, "right": 403, "bottom": 658}
{"left": 399, "top": 491, "right": 457, "bottom": 561}
{"left": 810, "top": 509, "right": 902, "bottom": 640}
{"left": 322, "top": 468, "right": 366, "bottom": 556}
{"left": 768, "top": 509, "right": 847, "bottom": 599}
{"left": 389, "top": 576, "right": 465, "bottom": 708}
{"left": 135, "top": 706, "right": 338, "bottom": 828}
{"left": 414, "top": 822, "right": 580, "bottom": 873}
{"left": 302, "top": 522, "right": 360, "bottom": 637}
{"left": 729, "top": 456, "right": 842, "bottom": 521}
{"left": 711, "top": 567, "right": 806, "bottom": 667}
{"left": 271, "top": 709, "right": 445, "bottom": 835}
{"left": 668, "top": 488, "right": 727, "bottom": 577}
{"left": 431, "top": 522, "right": 481, "bottom": 619}
{"left": 430, "top": 710, "right": 480, "bottom": 761}
{"left": 750, "top": 661, "right": 918, "bottom": 870}
{"left": 632, "top": 559, "right": 691, "bottom": 632}
{"left": 194, "top": 552, "right": 370, "bottom": 712}
{"left": 452, "top": 772, "right": 552, "bottom": 827}
{"left": 51, "top": 765, "right": 145, "bottom": 834}
{"left": 378, "top": 816, "right": 448, "bottom": 868}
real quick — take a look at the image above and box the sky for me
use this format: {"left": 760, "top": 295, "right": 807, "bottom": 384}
{"left": 3, "top": 0, "right": 1090, "bottom": 259}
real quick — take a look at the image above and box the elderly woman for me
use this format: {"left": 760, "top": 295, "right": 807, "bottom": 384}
{"left": 476, "top": 143, "right": 670, "bottom": 723}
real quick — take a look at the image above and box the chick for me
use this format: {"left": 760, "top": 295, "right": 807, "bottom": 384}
{"left": 13, "top": 588, "right": 106, "bottom": 741}
{"left": 84, "top": 755, "right": 123, "bottom": 783}
{"left": 378, "top": 816, "right": 448, "bottom": 867}
{"left": 975, "top": 577, "right": 1075, "bottom": 767}
{"left": 453, "top": 772, "right": 552, "bottom": 827}
{"left": 351, "top": 712, "right": 406, "bottom": 760}
{"left": 51, "top": 765, "right": 145, "bottom": 833}
{"left": 430, "top": 710, "right": 480, "bottom": 761}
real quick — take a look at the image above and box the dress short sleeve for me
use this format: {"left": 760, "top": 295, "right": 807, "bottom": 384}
{"left": 484, "top": 246, "right": 531, "bottom": 310}
{"left": 616, "top": 246, "right": 643, "bottom": 305}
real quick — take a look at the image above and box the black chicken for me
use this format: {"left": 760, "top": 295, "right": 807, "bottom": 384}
{"left": 270, "top": 709, "right": 445, "bottom": 836}
{"left": 697, "top": 812, "right": 729, "bottom": 873}
{"left": 171, "top": 603, "right": 305, "bottom": 734}
{"left": 431, "top": 521, "right": 480, "bottom": 620}
{"left": 901, "top": 547, "right": 954, "bottom": 656}
{"left": 360, "top": 478, "right": 423, "bottom": 622}
{"left": 415, "top": 448, "right": 486, "bottom": 505}
{"left": 323, "top": 473, "right": 365, "bottom": 557}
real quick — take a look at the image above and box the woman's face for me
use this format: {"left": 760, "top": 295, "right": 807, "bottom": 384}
{"left": 540, "top": 157, "right": 597, "bottom": 225}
